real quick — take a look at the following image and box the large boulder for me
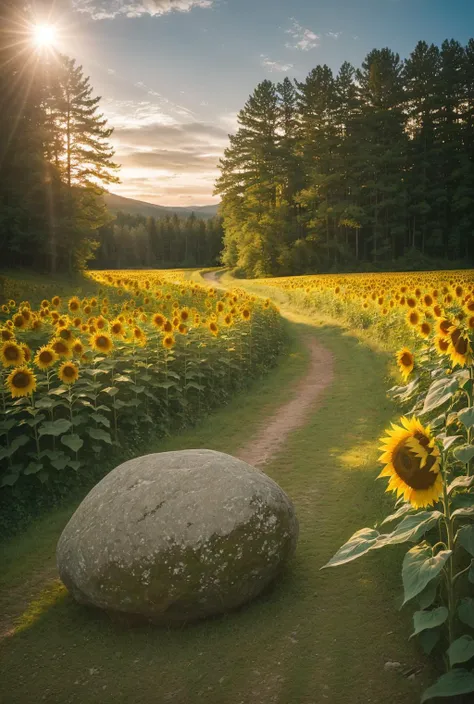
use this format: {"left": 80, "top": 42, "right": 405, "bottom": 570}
{"left": 57, "top": 449, "right": 298, "bottom": 624}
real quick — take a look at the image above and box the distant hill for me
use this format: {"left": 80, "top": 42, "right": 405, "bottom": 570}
{"left": 103, "top": 192, "right": 220, "bottom": 220}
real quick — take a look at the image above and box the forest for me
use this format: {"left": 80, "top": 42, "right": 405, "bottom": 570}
{"left": 0, "top": 2, "right": 219, "bottom": 273}
{"left": 216, "top": 40, "right": 474, "bottom": 276}
{"left": 93, "top": 211, "right": 223, "bottom": 270}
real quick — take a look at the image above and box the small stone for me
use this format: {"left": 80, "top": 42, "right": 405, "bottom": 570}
{"left": 384, "top": 661, "right": 402, "bottom": 672}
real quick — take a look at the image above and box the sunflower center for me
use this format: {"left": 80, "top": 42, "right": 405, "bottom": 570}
{"left": 96, "top": 336, "right": 108, "bottom": 348}
{"left": 63, "top": 366, "right": 75, "bottom": 378}
{"left": 392, "top": 440, "right": 438, "bottom": 490}
{"left": 5, "top": 346, "right": 20, "bottom": 360}
{"left": 12, "top": 372, "right": 30, "bottom": 388}
{"left": 456, "top": 337, "right": 468, "bottom": 355}
{"left": 401, "top": 352, "right": 412, "bottom": 367}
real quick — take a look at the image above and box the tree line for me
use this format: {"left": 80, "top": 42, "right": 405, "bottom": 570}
{"left": 92, "top": 211, "right": 223, "bottom": 269}
{"left": 216, "top": 39, "right": 474, "bottom": 277}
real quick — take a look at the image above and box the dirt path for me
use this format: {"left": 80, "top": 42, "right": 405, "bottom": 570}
{"left": 202, "top": 271, "right": 334, "bottom": 467}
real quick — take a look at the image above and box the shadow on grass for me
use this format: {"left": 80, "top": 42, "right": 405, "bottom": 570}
{"left": 0, "top": 320, "right": 435, "bottom": 704}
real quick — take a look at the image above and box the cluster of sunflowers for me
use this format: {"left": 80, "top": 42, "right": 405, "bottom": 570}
{"left": 267, "top": 271, "right": 474, "bottom": 700}
{"left": 0, "top": 271, "right": 284, "bottom": 488}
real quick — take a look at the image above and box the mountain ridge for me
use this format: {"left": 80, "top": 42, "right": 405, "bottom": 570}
{"left": 103, "top": 192, "right": 220, "bottom": 220}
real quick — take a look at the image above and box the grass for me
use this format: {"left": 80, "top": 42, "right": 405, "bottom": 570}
{"left": 0, "top": 302, "right": 433, "bottom": 703}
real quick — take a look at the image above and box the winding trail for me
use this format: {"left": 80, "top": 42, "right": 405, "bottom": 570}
{"left": 202, "top": 270, "right": 334, "bottom": 468}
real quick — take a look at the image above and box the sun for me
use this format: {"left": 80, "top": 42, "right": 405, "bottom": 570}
{"left": 32, "top": 24, "right": 57, "bottom": 49}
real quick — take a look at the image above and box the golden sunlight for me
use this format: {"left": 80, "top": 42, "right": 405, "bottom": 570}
{"left": 32, "top": 24, "right": 57, "bottom": 49}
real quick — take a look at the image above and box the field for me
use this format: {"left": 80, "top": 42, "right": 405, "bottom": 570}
{"left": 1, "top": 267, "right": 474, "bottom": 703}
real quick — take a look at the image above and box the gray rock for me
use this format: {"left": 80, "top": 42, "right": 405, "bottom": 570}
{"left": 57, "top": 449, "right": 298, "bottom": 623}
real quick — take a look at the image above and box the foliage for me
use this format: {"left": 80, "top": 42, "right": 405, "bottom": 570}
{"left": 0, "top": 4, "right": 118, "bottom": 273}
{"left": 93, "top": 210, "right": 224, "bottom": 270}
{"left": 0, "top": 270, "right": 286, "bottom": 530}
{"left": 216, "top": 41, "right": 474, "bottom": 276}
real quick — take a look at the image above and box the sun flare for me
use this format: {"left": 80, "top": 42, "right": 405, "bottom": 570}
{"left": 33, "top": 24, "right": 57, "bottom": 49}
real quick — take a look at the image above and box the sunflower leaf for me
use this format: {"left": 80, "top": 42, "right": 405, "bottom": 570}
{"left": 452, "top": 507, "right": 474, "bottom": 520}
{"left": 402, "top": 544, "right": 452, "bottom": 605}
{"left": 322, "top": 528, "right": 380, "bottom": 568}
{"left": 381, "top": 503, "right": 413, "bottom": 526}
{"left": 421, "top": 669, "right": 474, "bottom": 703}
{"left": 448, "top": 475, "right": 474, "bottom": 494}
{"left": 87, "top": 428, "right": 113, "bottom": 444}
{"left": 447, "top": 636, "right": 474, "bottom": 667}
{"left": 458, "top": 407, "right": 474, "bottom": 429}
{"left": 38, "top": 419, "right": 72, "bottom": 437}
{"left": 458, "top": 598, "right": 474, "bottom": 628}
{"left": 454, "top": 445, "right": 474, "bottom": 465}
{"left": 411, "top": 607, "right": 448, "bottom": 638}
{"left": 437, "top": 434, "right": 463, "bottom": 451}
{"left": 61, "top": 434, "right": 84, "bottom": 453}
{"left": 417, "top": 578, "right": 439, "bottom": 610}
{"left": 422, "top": 376, "right": 459, "bottom": 415}
{"left": 376, "top": 512, "right": 443, "bottom": 547}
{"left": 456, "top": 525, "right": 474, "bottom": 556}
{"left": 418, "top": 627, "right": 441, "bottom": 655}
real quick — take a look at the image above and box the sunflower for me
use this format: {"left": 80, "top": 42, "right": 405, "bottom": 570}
{"left": 132, "top": 327, "right": 147, "bottom": 346}
{"left": 90, "top": 332, "right": 114, "bottom": 354}
{"left": 223, "top": 313, "right": 233, "bottom": 327}
{"left": 407, "top": 309, "right": 421, "bottom": 328}
{"left": 41, "top": 299, "right": 49, "bottom": 309}
{"left": 68, "top": 297, "right": 81, "bottom": 313}
{"left": 241, "top": 308, "right": 251, "bottom": 322}
{"left": 178, "top": 323, "right": 188, "bottom": 335}
{"left": 6, "top": 366, "right": 37, "bottom": 398}
{"left": 59, "top": 328, "right": 74, "bottom": 342}
{"left": 163, "top": 334, "right": 175, "bottom": 349}
{"left": 208, "top": 321, "right": 219, "bottom": 336}
{"left": 110, "top": 319, "right": 126, "bottom": 337}
{"left": 419, "top": 321, "right": 432, "bottom": 339}
{"left": 34, "top": 345, "right": 58, "bottom": 370}
{"left": 58, "top": 361, "right": 79, "bottom": 385}
{"left": 436, "top": 318, "right": 452, "bottom": 338}
{"left": 72, "top": 339, "right": 85, "bottom": 356}
{"left": 180, "top": 308, "right": 190, "bottom": 322}
{"left": 378, "top": 417, "right": 443, "bottom": 509}
{"left": 152, "top": 313, "right": 165, "bottom": 329}
{"left": 52, "top": 296, "right": 60, "bottom": 307}
{"left": 51, "top": 338, "right": 73, "bottom": 359}
{"left": 0, "top": 328, "right": 14, "bottom": 342}
{"left": 447, "top": 326, "right": 472, "bottom": 368}
{"left": 13, "top": 313, "right": 26, "bottom": 329}
{"left": 396, "top": 348, "right": 414, "bottom": 381}
{"left": 21, "top": 344, "right": 32, "bottom": 363}
{"left": 434, "top": 336, "right": 450, "bottom": 355}
{"left": 163, "top": 319, "right": 173, "bottom": 333}
{"left": 1, "top": 341, "right": 24, "bottom": 368}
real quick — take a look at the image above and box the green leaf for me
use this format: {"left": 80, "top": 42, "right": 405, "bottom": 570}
{"left": 421, "top": 669, "right": 474, "bottom": 702}
{"left": 380, "top": 504, "right": 413, "bottom": 526}
{"left": 454, "top": 445, "right": 474, "bottom": 465}
{"left": 102, "top": 386, "right": 119, "bottom": 396}
{"left": 61, "top": 434, "right": 84, "bottom": 453}
{"left": 452, "top": 507, "right": 474, "bottom": 520}
{"left": 38, "top": 419, "right": 72, "bottom": 437}
{"left": 51, "top": 453, "right": 69, "bottom": 471}
{"left": 90, "top": 412, "right": 110, "bottom": 428}
{"left": 458, "top": 407, "right": 474, "bottom": 429}
{"left": 417, "top": 579, "right": 439, "bottom": 610}
{"left": 448, "top": 636, "right": 474, "bottom": 667}
{"left": 115, "top": 374, "right": 133, "bottom": 383}
{"left": 24, "top": 462, "right": 42, "bottom": 475}
{"left": 68, "top": 460, "right": 82, "bottom": 471}
{"left": 458, "top": 598, "right": 474, "bottom": 628}
{"left": 422, "top": 376, "right": 459, "bottom": 414}
{"left": 1, "top": 472, "right": 20, "bottom": 487}
{"left": 418, "top": 628, "right": 441, "bottom": 655}
{"left": 87, "top": 428, "right": 113, "bottom": 444}
{"left": 457, "top": 525, "right": 474, "bottom": 556}
{"left": 377, "top": 511, "right": 442, "bottom": 547}
{"left": 10, "top": 434, "right": 30, "bottom": 453}
{"left": 439, "top": 434, "right": 463, "bottom": 451}
{"left": 34, "top": 397, "right": 56, "bottom": 410}
{"left": 402, "top": 544, "right": 452, "bottom": 605}
{"left": 448, "top": 475, "right": 474, "bottom": 494}
{"left": 411, "top": 607, "right": 448, "bottom": 637}
{"left": 322, "top": 528, "right": 380, "bottom": 568}
{"left": 49, "top": 387, "right": 68, "bottom": 396}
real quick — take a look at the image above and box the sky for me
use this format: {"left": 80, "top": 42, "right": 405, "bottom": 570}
{"left": 37, "top": 0, "right": 474, "bottom": 206}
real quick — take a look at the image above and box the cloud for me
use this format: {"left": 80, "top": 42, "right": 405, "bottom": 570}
{"left": 260, "top": 55, "right": 293, "bottom": 73}
{"left": 72, "top": 0, "right": 213, "bottom": 20}
{"left": 285, "top": 19, "right": 320, "bottom": 51}
{"left": 326, "top": 31, "right": 342, "bottom": 40}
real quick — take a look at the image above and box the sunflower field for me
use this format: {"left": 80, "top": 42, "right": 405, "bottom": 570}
{"left": 0, "top": 270, "right": 285, "bottom": 528}
{"left": 246, "top": 269, "right": 474, "bottom": 701}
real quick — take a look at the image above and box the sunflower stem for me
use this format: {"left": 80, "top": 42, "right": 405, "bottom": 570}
{"left": 442, "top": 477, "right": 456, "bottom": 652}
